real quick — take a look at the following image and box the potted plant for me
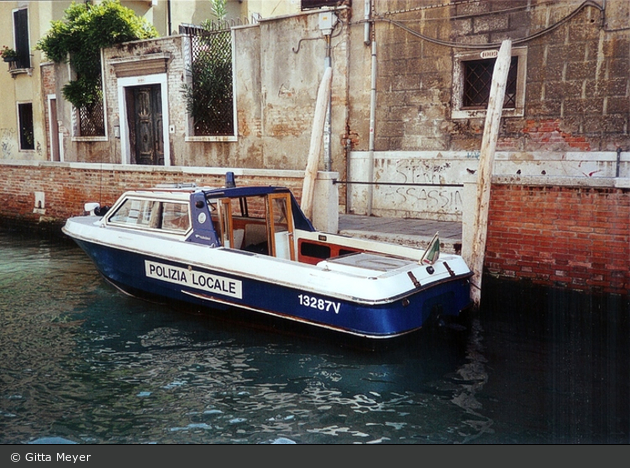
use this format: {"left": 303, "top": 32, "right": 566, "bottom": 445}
{"left": 1, "top": 46, "right": 17, "bottom": 62}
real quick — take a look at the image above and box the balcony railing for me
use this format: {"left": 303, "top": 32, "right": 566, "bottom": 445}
{"left": 5, "top": 55, "right": 33, "bottom": 77}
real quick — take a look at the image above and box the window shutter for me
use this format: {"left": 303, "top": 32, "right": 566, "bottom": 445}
{"left": 14, "top": 8, "right": 30, "bottom": 69}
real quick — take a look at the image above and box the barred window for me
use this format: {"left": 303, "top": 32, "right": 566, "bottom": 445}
{"left": 301, "top": 0, "right": 349, "bottom": 9}
{"left": 78, "top": 75, "right": 105, "bottom": 137}
{"left": 78, "top": 102, "right": 105, "bottom": 137}
{"left": 463, "top": 57, "right": 518, "bottom": 109}
{"left": 183, "top": 27, "right": 235, "bottom": 137}
{"left": 452, "top": 47, "right": 527, "bottom": 119}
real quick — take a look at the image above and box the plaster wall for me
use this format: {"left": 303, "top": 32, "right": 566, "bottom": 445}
{"left": 348, "top": 150, "right": 630, "bottom": 220}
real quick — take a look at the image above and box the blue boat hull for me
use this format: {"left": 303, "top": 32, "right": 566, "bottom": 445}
{"left": 74, "top": 239, "right": 472, "bottom": 339}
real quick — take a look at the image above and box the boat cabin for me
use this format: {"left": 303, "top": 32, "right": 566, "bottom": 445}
{"left": 99, "top": 180, "right": 401, "bottom": 267}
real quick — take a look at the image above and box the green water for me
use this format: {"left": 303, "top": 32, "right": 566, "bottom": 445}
{"left": 0, "top": 228, "right": 628, "bottom": 444}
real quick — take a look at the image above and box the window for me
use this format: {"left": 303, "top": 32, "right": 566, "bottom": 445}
{"left": 452, "top": 47, "right": 527, "bottom": 119}
{"left": 18, "top": 103, "right": 34, "bottom": 150}
{"left": 109, "top": 199, "right": 156, "bottom": 227}
{"left": 13, "top": 8, "right": 30, "bottom": 69}
{"left": 301, "top": 0, "right": 348, "bottom": 9}
{"left": 183, "top": 26, "right": 236, "bottom": 140}
{"left": 463, "top": 57, "right": 517, "bottom": 108}
{"left": 108, "top": 198, "right": 190, "bottom": 233}
{"left": 161, "top": 203, "right": 191, "bottom": 232}
{"left": 77, "top": 75, "right": 106, "bottom": 137}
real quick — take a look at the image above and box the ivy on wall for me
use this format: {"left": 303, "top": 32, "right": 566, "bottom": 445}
{"left": 36, "top": 0, "right": 158, "bottom": 109}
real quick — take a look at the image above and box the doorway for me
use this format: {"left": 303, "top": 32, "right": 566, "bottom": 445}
{"left": 125, "top": 84, "right": 164, "bottom": 165}
{"left": 48, "top": 96, "right": 61, "bottom": 162}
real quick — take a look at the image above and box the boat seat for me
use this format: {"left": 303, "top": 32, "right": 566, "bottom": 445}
{"left": 244, "top": 223, "right": 268, "bottom": 254}
{"left": 244, "top": 223, "right": 267, "bottom": 247}
{"left": 233, "top": 229, "right": 244, "bottom": 249}
{"left": 244, "top": 241, "right": 268, "bottom": 254}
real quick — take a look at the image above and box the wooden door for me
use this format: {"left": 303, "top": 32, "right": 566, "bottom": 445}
{"left": 217, "top": 198, "right": 234, "bottom": 248}
{"left": 131, "top": 85, "right": 164, "bottom": 165}
{"left": 267, "top": 193, "right": 295, "bottom": 260}
{"left": 49, "top": 98, "right": 60, "bottom": 162}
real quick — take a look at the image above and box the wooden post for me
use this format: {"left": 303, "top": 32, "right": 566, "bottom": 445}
{"left": 301, "top": 66, "right": 332, "bottom": 220}
{"left": 469, "top": 39, "right": 512, "bottom": 308}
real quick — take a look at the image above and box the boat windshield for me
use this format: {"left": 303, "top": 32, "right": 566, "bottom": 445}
{"left": 108, "top": 198, "right": 190, "bottom": 233}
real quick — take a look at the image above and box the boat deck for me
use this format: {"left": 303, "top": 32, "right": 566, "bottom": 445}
{"left": 338, "top": 214, "right": 462, "bottom": 253}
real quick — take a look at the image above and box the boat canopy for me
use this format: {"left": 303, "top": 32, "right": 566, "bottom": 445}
{"left": 202, "top": 186, "right": 315, "bottom": 232}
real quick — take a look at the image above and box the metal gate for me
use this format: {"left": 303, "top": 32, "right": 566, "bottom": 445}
{"left": 183, "top": 24, "right": 235, "bottom": 136}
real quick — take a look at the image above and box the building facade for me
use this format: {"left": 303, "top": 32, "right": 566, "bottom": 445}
{"left": 1, "top": 0, "right": 629, "bottom": 221}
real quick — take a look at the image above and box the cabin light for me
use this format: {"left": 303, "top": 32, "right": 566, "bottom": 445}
{"left": 426, "top": 266, "right": 435, "bottom": 275}
{"left": 318, "top": 235, "right": 327, "bottom": 241}
{"left": 225, "top": 172, "right": 236, "bottom": 188}
{"left": 195, "top": 200, "right": 204, "bottom": 208}
{"left": 402, "top": 298, "right": 410, "bottom": 307}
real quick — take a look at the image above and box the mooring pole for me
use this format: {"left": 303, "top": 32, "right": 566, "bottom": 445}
{"left": 301, "top": 66, "right": 333, "bottom": 220}
{"left": 468, "top": 39, "right": 512, "bottom": 309}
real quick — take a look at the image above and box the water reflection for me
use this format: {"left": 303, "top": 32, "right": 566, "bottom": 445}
{"left": 449, "top": 318, "right": 493, "bottom": 443}
{"left": 58, "top": 304, "right": 475, "bottom": 444}
{"left": 479, "top": 278, "right": 630, "bottom": 443}
{"left": 1, "top": 228, "right": 628, "bottom": 443}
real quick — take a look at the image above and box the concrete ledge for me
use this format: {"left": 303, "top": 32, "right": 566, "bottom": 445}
{"left": 0, "top": 160, "right": 308, "bottom": 179}
{"left": 337, "top": 229, "right": 460, "bottom": 254}
{"left": 492, "top": 175, "right": 630, "bottom": 188}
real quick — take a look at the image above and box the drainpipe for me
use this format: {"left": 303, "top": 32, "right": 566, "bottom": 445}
{"left": 367, "top": 39, "right": 377, "bottom": 217}
{"left": 167, "top": 0, "right": 172, "bottom": 35}
{"left": 616, "top": 147, "right": 622, "bottom": 177}
{"left": 345, "top": 137, "right": 352, "bottom": 212}
{"left": 364, "top": 0, "right": 376, "bottom": 216}
{"left": 364, "top": 0, "right": 371, "bottom": 46}
{"left": 324, "top": 34, "right": 332, "bottom": 171}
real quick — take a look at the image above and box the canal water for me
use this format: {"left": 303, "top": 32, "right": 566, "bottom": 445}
{"left": 1, "top": 227, "right": 628, "bottom": 444}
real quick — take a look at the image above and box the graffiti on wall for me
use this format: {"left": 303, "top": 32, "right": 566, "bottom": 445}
{"left": 370, "top": 158, "right": 463, "bottom": 217}
{"left": 1, "top": 128, "right": 17, "bottom": 158}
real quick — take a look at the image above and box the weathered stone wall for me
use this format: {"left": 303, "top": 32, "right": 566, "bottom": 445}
{"left": 5, "top": 1, "right": 630, "bottom": 224}
{"left": 348, "top": 149, "right": 630, "bottom": 220}
{"left": 58, "top": 8, "right": 350, "bottom": 175}
{"left": 357, "top": 0, "right": 630, "bottom": 154}
{"left": 40, "top": 63, "right": 56, "bottom": 160}
{"left": 341, "top": 0, "right": 630, "bottom": 218}
{"left": 236, "top": 9, "right": 350, "bottom": 174}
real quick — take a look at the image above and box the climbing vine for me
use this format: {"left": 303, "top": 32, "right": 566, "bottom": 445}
{"left": 36, "top": 0, "right": 158, "bottom": 109}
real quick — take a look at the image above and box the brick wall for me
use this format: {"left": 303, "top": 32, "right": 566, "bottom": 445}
{"left": 0, "top": 163, "right": 305, "bottom": 229}
{"left": 485, "top": 183, "right": 630, "bottom": 295}
{"left": 2, "top": 162, "right": 628, "bottom": 295}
